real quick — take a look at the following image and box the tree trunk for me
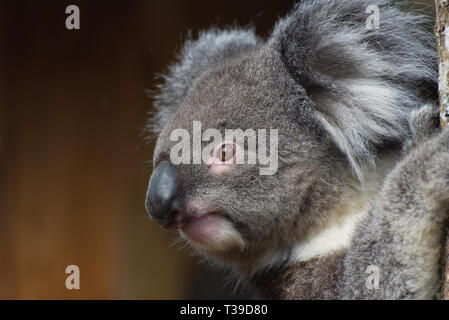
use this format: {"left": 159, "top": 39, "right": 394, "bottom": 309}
{"left": 435, "top": 0, "right": 449, "bottom": 300}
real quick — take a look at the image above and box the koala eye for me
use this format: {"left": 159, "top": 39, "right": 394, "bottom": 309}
{"left": 213, "top": 142, "right": 236, "bottom": 163}
{"left": 219, "top": 143, "right": 235, "bottom": 162}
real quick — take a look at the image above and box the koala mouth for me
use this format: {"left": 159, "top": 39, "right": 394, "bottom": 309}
{"left": 179, "top": 213, "right": 225, "bottom": 243}
{"left": 170, "top": 210, "right": 239, "bottom": 248}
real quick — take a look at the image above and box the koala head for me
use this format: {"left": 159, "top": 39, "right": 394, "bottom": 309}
{"left": 145, "top": 0, "right": 436, "bottom": 270}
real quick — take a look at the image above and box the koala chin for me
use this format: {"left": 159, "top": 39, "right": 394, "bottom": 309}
{"left": 145, "top": 0, "right": 449, "bottom": 300}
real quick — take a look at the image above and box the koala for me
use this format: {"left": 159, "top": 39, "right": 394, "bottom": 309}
{"left": 145, "top": 0, "right": 449, "bottom": 299}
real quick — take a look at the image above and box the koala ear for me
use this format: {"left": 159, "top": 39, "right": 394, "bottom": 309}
{"left": 269, "top": 0, "right": 437, "bottom": 180}
{"left": 148, "top": 28, "right": 261, "bottom": 134}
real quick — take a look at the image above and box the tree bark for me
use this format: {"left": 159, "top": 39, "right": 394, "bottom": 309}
{"left": 435, "top": 0, "right": 449, "bottom": 300}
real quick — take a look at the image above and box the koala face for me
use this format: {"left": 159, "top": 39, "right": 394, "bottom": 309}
{"left": 147, "top": 47, "right": 347, "bottom": 264}
{"left": 146, "top": 1, "right": 436, "bottom": 269}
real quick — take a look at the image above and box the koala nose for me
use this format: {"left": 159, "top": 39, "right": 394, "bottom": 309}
{"left": 145, "top": 161, "right": 182, "bottom": 226}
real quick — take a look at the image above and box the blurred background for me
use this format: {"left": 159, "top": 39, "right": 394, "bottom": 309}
{"left": 0, "top": 0, "right": 434, "bottom": 299}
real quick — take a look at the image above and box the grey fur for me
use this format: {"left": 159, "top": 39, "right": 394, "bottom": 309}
{"left": 147, "top": 0, "right": 448, "bottom": 299}
{"left": 341, "top": 107, "right": 449, "bottom": 299}
{"left": 148, "top": 28, "right": 262, "bottom": 134}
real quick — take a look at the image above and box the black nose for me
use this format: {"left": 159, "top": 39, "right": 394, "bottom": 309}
{"left": 145, "top": 161, "right": 182, "bottom": 226}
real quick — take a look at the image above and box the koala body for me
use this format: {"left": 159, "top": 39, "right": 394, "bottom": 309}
{"left": 145, "top": 0, "right": 449, "bottom": 299}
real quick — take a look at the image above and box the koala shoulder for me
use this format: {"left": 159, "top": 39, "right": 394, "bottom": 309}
{"left": 342, "top": 107, "right": 449, "bottom": 299}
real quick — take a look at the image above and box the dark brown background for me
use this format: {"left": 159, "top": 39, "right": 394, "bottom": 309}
{"left": 0, "top": 0, "right": 433, "bottom": 299}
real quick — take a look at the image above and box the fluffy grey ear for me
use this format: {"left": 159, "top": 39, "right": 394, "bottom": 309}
{"left": 269, "top": 0, "right": 437, "bottom": 180}
{"left": 148, "top": 28, "right": 261, "bottom": 134}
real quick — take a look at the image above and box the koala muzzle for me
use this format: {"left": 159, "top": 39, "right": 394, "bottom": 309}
{"left": 145, "top": 161, "right": 182, "bottom": 227}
